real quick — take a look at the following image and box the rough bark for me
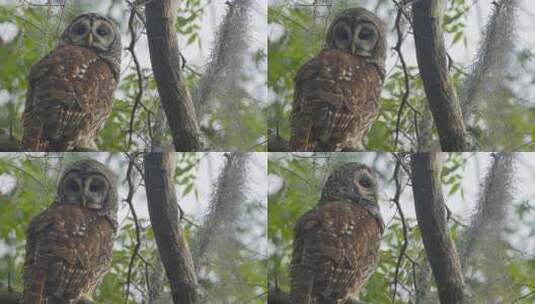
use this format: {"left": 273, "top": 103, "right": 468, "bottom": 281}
{"left": 412, "top": 0, "right": 469, "bottom": 151}
{"left": 410, "top": 153, "right": 468, "bottom": 304}
{"left": 145, "top": 0, "right": 201, "bottom": 151}
{"left": 144, "top": 152, "right": 198, "bottom": 303}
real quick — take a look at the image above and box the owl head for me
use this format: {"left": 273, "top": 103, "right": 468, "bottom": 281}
{"left": 59, "top": 12, "right": 122, "bottom": 78}
{"left": 325, "top": 7, "right": 386, "bottom": 63}
{"left": 57, "top": 159, "right": 118, "bottom": 228}
{"left": 320, "top": 162, "right": 379, "bottom": 208}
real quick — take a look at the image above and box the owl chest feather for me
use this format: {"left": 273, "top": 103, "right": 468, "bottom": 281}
{"left": 290, "top": 49, "right": 383, "bottom": 151}
{"left": 31, "top": 45, "right": 116, "bottom": 110}
{"left": 22, "top": 45, "right": 118, "bottom": 151}
{"left": 31, "top": 204, "right": 113, "bottom": 265}
{"left": 291, "top": 200, "right": 383, "bottom": 302}
{"left": 296, "top": 50, "right": 382, "bottom": 115}
{"left": 24, "top": 203, "right": 115, "bottom": 301}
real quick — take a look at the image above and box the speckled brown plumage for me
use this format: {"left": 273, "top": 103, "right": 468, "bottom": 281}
{"left": 21, "top": 13, "right": 121, "bottom": 152}
{"left": 22, "top": 159, "right": 118, "bottom": 304}
{"left": 289, "top": 8, "right": 386, "bottom": 152}
{"left": 290, "top": 163, "right": 384, "bottom": 304}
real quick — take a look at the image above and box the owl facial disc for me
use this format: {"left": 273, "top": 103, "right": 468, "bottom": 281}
{"left": 320, "top": 163, "right": 378, "bottom": 205}
{"left": 351, "top": 22, "right": 378, "bottom": 57}
{"left": 60, "top": 171, "right": 109, "bottom": 210}
{"left": 84, "top": 175, "right": 109, "bottom": 210}
{"left": 67, "top": 13, "right": 117, "bottom": 53}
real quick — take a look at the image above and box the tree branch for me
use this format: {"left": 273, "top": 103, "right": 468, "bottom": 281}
{"left": 144, "top": 152, "right": 198, "bottom": 303}
{"left": 126, "top": 1, "right": 145, "bottom": 151}
{"left": 410, "top": 152, "right": 468, "bottom": 304}
{"left": 145, "top": 0, "right": 201, "bottom": 151}
{"left": 124, "top": 153, "right": 142, "bottom": 303}
{"left": 391, "top": 158, "right": 409, "bottom": 302}
{"left": 412, "top": 0, "right": 469, "bottom": 151}
{"left": 392, "top": 2, "right": 413, "bottom": 151}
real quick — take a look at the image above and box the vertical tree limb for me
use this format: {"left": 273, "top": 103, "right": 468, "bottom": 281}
{"left": 144, "top": 152, "right": 198, "bottom": 303}
{"left": 410, "top": 153, "right": 468, "bottom": 304}
{"left": 391, "top": 158, "right": 409, "bottom": 302}
{"left": 124, "top": 154, "right": 142, "bottom": 302}
{"left": 412, "top": 0, "right": 469, "bottom": 151}
{"left": 145, "top": 0, "right": 201, "bottom": 151}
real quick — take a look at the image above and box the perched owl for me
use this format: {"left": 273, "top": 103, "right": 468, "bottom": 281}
{"left": 289, "top": 8, "right": 387, "bottom": 151}
{"left": 22, "top": 13, "right": 122, "bottom": 151}
{"left": 290, "top": 162, "right": 384, "bottom": 304}
{"left": 22, "top": 159, "right": 118, "bottom": 304}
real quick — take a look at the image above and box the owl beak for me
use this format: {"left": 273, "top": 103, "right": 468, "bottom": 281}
{"left": 87, "top": 32, "right": 93, "bottom": 46}
{"left": 81, "top": 196, "right": 87, "bottom": 208}
{"left": 352, "top": 32, "right": 362, "bottom": 55}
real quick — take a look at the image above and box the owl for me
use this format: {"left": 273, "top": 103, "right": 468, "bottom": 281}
{"left": 289, "top": 162, "right": 384, "bottom": 304}
{"left": 22, "top": 159, "right": 118, "bottom": 304}
{"left": 21, "top": 13, "right": 122, "bottom": 151}
{"left": 289, "top": 8, "right": 387, "bottom": 151}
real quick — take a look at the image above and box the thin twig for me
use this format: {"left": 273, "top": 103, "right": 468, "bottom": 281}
{"left": 391, "top": 157, "right": 409, "bottom": 302}
{"left": 392, "top": 3, "right": 414, "bottom": 151}
{"left": 126, "top": 0, "right": 145, "bottom": 150}
{"left": 124, "top": 153, "right": 142, "bottom": 303}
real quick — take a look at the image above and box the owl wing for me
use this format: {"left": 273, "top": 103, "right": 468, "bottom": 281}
{"left": 290, "top": 201, "right": 382, "bottom": 303}
{"left": 22, "top": 45, "right": 117, "bottom": 151}
{"left": 78, "top": 215, "right": 115, "bottom": 298}
{"left": 289, "top": 208, "right": 321, "bottom": 304}
{"left": 289, "top": 50, "right": 382, "bottom": 151}
{"left": 22, "top": 210, "right": 53, "bottom": 303}
{"left": 23, "top": 204, "right": 79, "bottom": 303}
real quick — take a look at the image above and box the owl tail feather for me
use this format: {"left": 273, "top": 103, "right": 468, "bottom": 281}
{"left": 290, "top": 266, "right": 315, "bottom": 304}
{"left": 22, "top": 267, "right": 46, "bottom": 304}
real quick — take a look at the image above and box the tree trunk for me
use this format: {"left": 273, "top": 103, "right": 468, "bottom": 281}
{"left": 144, "top": 152, "right": 199, "bottom": 303}
{"left": 412, "top": 0, "right": 469, "bottom": 151}
{"left": 145, "top": 0, "right": 201, "bottom": 151}
{"left": 410, "top": 153, "right": 468, "bottom": 304}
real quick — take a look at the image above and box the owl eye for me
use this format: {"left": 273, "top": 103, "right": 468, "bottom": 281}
{"left": 89, "top": 180, "right": 104, "bottom": 192}
{"left": 359, "top": 177, "right": 372, "bottom": 188}
{"left": 66, "top": 180, "right": 80, "bottom": 192}
{"left": 72, "top": 23, "right": 87, "bottom": 36}
{"left": 96, "top": 25, "right": 109, "bottom": 36}
{"left": 359, "top": 27, "right": 375, "bottom": 40}
{"left": 335, "top": 25, "right": 350, "bottom": 41}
